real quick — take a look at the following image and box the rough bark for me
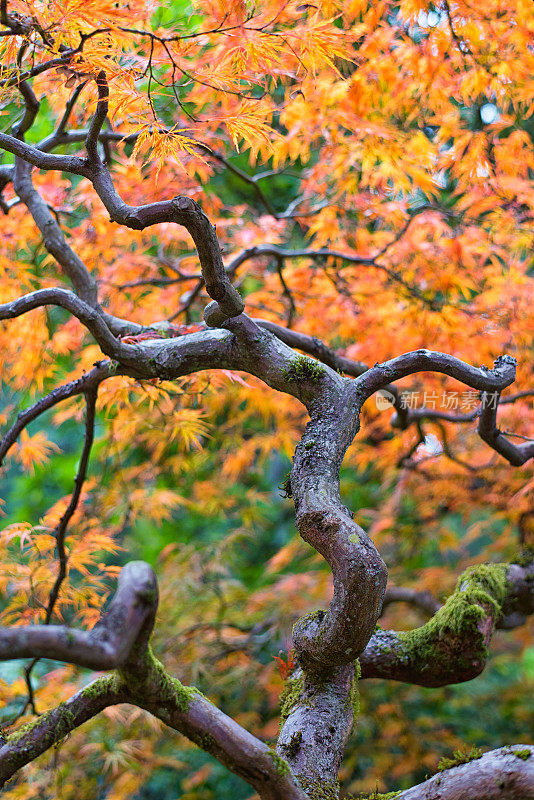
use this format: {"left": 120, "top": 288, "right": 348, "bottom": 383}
{"left": 360, "top": 559, "right": 533, "bottom": 686}
{"left": 396, "top": 745, "right": 534, "bottom": 800}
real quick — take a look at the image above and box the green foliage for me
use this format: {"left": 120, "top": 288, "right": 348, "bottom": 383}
{"left": 297, "top": 776, "right": 340, "bottom": 800}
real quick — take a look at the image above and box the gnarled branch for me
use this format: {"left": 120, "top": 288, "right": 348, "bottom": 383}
{"left": 0, "top": 561, "right": 158, "bottom": 669}
{"left": 360, "top": 559, "right": 534, "bottom": 686}
{"left": 396, "top": 745, "right": 534, "bottom": 800}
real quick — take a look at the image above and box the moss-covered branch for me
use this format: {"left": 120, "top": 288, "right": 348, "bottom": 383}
{"left": 120, "top": 647, "right": 307, "bottom": 800}
{"left": 360, "top": 559, "right": 533, "bottom": 686}
{"left": 394, "top": 745, "right": 534, "bottom": 799}
{"left": 0, "top": 675, "right": 127, "bottom": 787}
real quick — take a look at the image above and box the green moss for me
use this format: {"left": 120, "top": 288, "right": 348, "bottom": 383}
{"left": 56, "top": 705, "right": 75, "bottom": 739}
{"left": 7, "top": 702, "right": 75, "bottom": 747}
{"left": 352, "top": 792, "right": 400, "bottom": 800}
{"left": 514, "top": 546, "right": 534, "bottom": 567}
{"left": 81, "top": 674, "right": 120, "bottom": 701}
{"left": 280, "top": 674, "right": 305, "bottom": 723}
{"left": 305, "top": 441, "right": 316, "bottom": 450}
{"left": 283, "top": 730, "right": 303, "bottom": 758}
{"left": 6, "top": 721, "right": 34, "bottom": 744}
{"left": 120, "top": 646, "right": 203, "bottom": 713}
{"left": 437, "top": 746, "right": 482, "bottom": 772}
{"left": 170, "top": 677, "right": 203, "bottom": 712}
{"left": 346, "top": 660, "right": 361, "bottom": 732}
{"left": 512, "top": 749, "right": 531, "bottom": 760}
{"left": 298, "top": 776, "right": 339, "bottom": 800}
{"left": 279, "top": 472, "right": 292, "bottom": 498}
{"left": 348, "top": 533, "right": 360, "bottom": 544}
{"left": 269, "top": 749, "right": 290, "bottom": 776}
{"left": 295, "top": 609, "right": 326, "bottom": 629}
{"left": 283, "top": 355, "right": 326, "bottom": 382}
{"left": 398, "top": 563, "right": 508, "bottom": 667}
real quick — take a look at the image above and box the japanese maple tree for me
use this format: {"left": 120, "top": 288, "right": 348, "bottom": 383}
{"left": 0, "top": 0, "right": 533, "bottom": 798}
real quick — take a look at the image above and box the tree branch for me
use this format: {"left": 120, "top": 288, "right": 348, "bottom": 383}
{"left": 0, "top": 287, "right": 131, "bottom": 360}
{"left": 12, "top": 157, "right": 99, "bottom": 306}
{"left": 225, "top": 241, "right": 438, "bottom": 308}
{"left": 0, "top": 362, "right": 113, "bottom": 467}
{"left": 45, "top": 388, "right": 98, "bottom": 622}
{"left": 0, "top": 674, "right": 128, "bottom": 787}
{"left": 126, "top": 652, "right": 307, "bottom": 800}
{"left": 356, "top": 352, "right": 517, "bottom": 397}
{"left": 88, "top": 162, "right": 244, "bottom": 325}
{"left": 0, "top": 561, "right": 158, "bottom": 669}
{"left": 0, "top": 132, "right": 88, "bottom": 174}
{"left": 12, "top": 81, "right": 40, "bottom": 138}
{"left": 478, "top": 390, "right": 534, "bottom": 466}
{"left": 396, "top": 745, "right": 534, "bottom": 800}
{"left": 85, "top": 71, "right": 108, "bottom": 163}
{"left": 360, "top": 559, "right": 534, "bottom": 686}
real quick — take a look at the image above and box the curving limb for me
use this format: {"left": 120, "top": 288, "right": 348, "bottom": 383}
{"left": 359, "top": 558, "right": 534, "bottom": 686}
{"left": 254, "top": 320, "right": 534, "bottom": 439}
{"left": 0, "top": 90, "right": 244, "bottom": 326}
{"left": 0, "top": 131, "right": 88, "bottom": 174}
{"left": 128, "top": 656, "right": 308, "bottom": 800}
{"left": 85, "top": 70, "right": 109, "bottom": 163}
{"left": 0, "top": 287, "right": 138, "bottom": 362}
{"left": 478, "top": 390, "right": 534, "bottom": 466}
{"left": 83, "top": 72, "right": 243, "bottom": 326}
{"left": 0, "top": 561, "right": 307, "bottom": 800}
{"left": 0, "top": 674, "right": 129, "bottom": 787}
{"left": 395, "top": 745, "right": 534, "bottom": 800}
{"left": 356, "top": 351, "right": 518, "bottom": 398}
{"left": 13, "top": 157, "right": 99, "bottom": 306}
{"left": 0, "top": 561, "right": 159, "bottom": 669}
{"left": 88, "top": 164, "right": 244, "bottom": 326}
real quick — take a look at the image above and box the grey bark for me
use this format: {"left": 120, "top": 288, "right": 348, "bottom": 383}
{"left": 396, "top": 745, "right": 534, "bottom": 800}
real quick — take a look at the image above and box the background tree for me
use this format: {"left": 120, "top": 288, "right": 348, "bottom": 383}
{"left": 0, "top": 0, "right": 533, "bottom": 798}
